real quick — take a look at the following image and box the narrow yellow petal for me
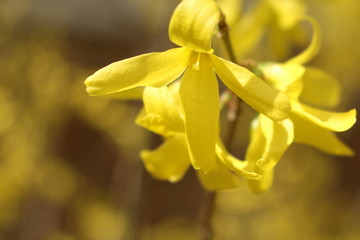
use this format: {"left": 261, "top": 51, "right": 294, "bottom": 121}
{"left": 135, "top": 86, "right": 184, "bottom": 136}
{"left": 197, "top": 158, "right": 241, "bottom": 191}
{"left": 140, "top": 135, "right": 190, "bottom": 183}
{"left": 293, "top": 102, "right": 357, "bottom": 132}
{"left": 216, "top": 140, "right": 262, "bottom": 180}
{"left": 256, "top": 115, "right": 294, "bottom": 171}
{"left": 286, "top": 17, "right": 321, "bottom": 65}
{"left": 246, "top": 116, "right": 265, "bottom": 161}
{"left": 299, "top": 67, "right": 341, "bottom": 108}
{"left": 180, "top": 54, "right": 219, "bottom": 172}
{"left": 245, "top": 117, "right": 274, "bottom": 193}
{"left": 169, "top": 0, "right": 220, "bottom": 53}
{"left": 210, "top": 54, "right": 291, "bottom": 121}
{"left": 291, "top": 113, "right": 354, "bottom": 156}
{"left": 85, "top": 48, "right": 190, "bottom": 96}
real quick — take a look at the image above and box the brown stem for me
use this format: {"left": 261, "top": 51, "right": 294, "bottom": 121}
{"left": 218, "top": 12, "right": 238, "bottom": 64}
{"left": 201, "top": 192, "right": 217, "bottom": 240}
{"left": 200, "top": 15, "right": 245, "bottom": 240}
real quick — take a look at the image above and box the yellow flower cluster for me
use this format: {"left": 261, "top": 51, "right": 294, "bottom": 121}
{"left": 85, "top": 0, "right": 356, "bottom": 192}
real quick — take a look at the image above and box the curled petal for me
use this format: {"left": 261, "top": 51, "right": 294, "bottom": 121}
{"left": 292, "top": 102, "right": 356, "bottom": 132}
{"left": 291, "top": 113, "right": 354, "bottom": 156}
{"left": 135, "top": 86, "right": 184, "bottom": 136}
{"left": 180, "top": 54, "right": 219, "bottom": 173}
{"left": 286, "top": 17, "right": 321, "bottom": 65}
{"left": 85, "top": 48, "right": 190, "bottom": 96}
{"left": 140, "top": 135, "right": 190, "bottom": 183}
{"left": 169, "top": 0, "right": 220, "bottom": 53}
{"left": 245, "top": 117, "right": 274, "bottom": 193}
{"left": 216, "top": 140, "right": 262, "bottom": 180}
{"left": 256, "top": 115, "right": 294, "bottom": 171}
{"left": 210, "top": 54, "right": 291, "bottom": 121}
{"left": 299, "top": 67, "right": 340, "bottom": 108}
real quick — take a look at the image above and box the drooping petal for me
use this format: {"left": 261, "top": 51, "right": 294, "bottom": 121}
{"left": 215, "top": 140, "right": 262, "bottom": 180}
{"left": 169, "top": 0, "right": 220, "bottom": 53}
{"left": 85, "top": 48, "right": 190, "bottom": 96}
{"left": 210, "top": 54, "right": 291, "bottom": 121}
{"left": 286, "top": 17, "right": 321, "bottom": 65}
{"left": 291, "top": 113, "right": 354, "bottom": 156}
{"left": 256, "top": 115, "right": 294, "bottom": 171}
{"left": 180, "top": 54, "right": 219, "bottom": 173}
{"left": 197, "top": 157, "right": 241, "bottom": 191}
{"left": 135, "top": 86, "right": 184, "bottom": 137}
{"left": 292, "top": 102, "right": 356, "bottom": 132}
{"left": 140, "top": 134, "right": 190, "bottom": 183}
{"left": 245, "top": 117, "right": 274, "bottom": 193}
{"left": 299, "top": 67, "right": 341, "bottom": 108}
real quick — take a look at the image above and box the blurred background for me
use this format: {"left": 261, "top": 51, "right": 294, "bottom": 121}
{"left": 0, "top": 0, "right": 359, "bottom": 239}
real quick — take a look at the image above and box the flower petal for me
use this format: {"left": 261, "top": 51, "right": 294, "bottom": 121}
{"left": 230, "top": 1, "right": 269, "bottom": 60}
{"left": 210, "top": 54, "right": 291, "bottom": 121}
{"left": 292, "top": 102, "right": 356, "bottom": 132}
{"left": 197, "top": 158, "right": 241, "bottom": 191}
{"left": 299, "top": 67, "right": 341, "bottom": 108}
{"left": 215, "top": 140, "right": 262, "bottom": 180}
{"left": 267, "top": 0, "right": 306, "bottom": 30}
{"left": 256, "top": 115, "right": 294, "bottom": 171}
{"left": 259, "top": 62, "right": 305, "bottom": 94}
{"left": 180, "top": 54, "right": 219, "bottom": 173}
{"left": 85, "top": 48, "right": 190, "bottom": 96}
{"left": 140, "top": 134, "right": 190, "bottom": 183}
{"left": 135, "top": 86, "right": 184, "bottom": 136}
{"left": 245, "top": 117, "right": 274, "bottom": 193}
{"left": 169, "top": 0, "right": 220, "bottom": 53}
{"left": 286, "top": 17, "right": 321, "bottom": 65}
{"left": 291, "top": 113, "right": 354, "bottom": 156}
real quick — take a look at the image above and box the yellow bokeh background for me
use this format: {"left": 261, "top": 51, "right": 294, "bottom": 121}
{"left": 0, "top": 0, "right": 359, "bottom": 239}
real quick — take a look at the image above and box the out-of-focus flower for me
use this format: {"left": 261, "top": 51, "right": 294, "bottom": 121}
{"left": 227, "top": 0, "right": 307, "bottom": 60}
{"left": 244, "top": 18, "right": 356, "bottom": 193}
{"left": 85, "top": 0, "right": 290, "bottom": 173}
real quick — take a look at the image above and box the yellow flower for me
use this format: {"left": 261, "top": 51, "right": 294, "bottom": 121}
{"left": 85, "top": 0, "right": 290, "bottom": 173}
{"left": 136, "top": 84, "right": 261, "bottom": 190}
{"left": 225, "top": 0, "right": 307, "bottom": 60}
{"left": 244, "top": 19, "right": 356, "bottom": 193}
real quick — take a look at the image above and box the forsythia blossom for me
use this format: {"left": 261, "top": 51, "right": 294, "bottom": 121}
{"left": 85, "top": 0, "right": 290, "bottom": 174}
{"left": 84, "top": 0, "right": 356, "bottom": 192}
{"left": 244, "top": 18, "right": 356, "bottom": 193}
